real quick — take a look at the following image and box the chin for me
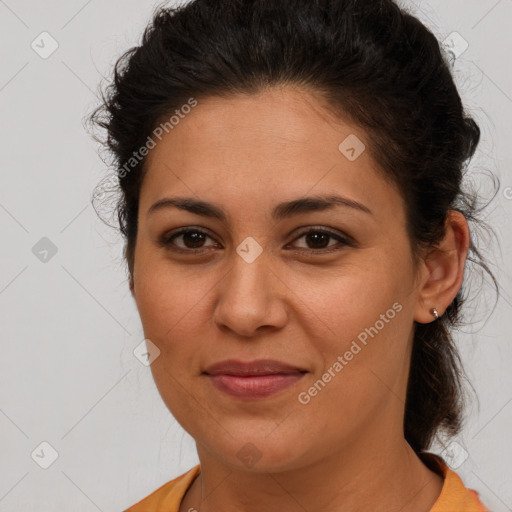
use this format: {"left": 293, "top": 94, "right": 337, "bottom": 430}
{"left": 208, "top": 433, "right": 310, "bottom": 474}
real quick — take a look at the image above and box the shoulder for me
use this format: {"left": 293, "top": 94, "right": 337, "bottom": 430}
{"left": 124, "top": 465, "right": 201, "bottom": 512}
{"left": 420, "top": 452, "right": 490, "bottom": 512}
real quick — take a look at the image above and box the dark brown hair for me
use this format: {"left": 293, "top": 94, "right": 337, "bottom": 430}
{"left": 87, "top": 0, "right": 498, "bottom": 454}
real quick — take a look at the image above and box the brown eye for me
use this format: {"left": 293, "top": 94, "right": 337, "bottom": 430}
{"left": 159, "top": 228, "right": 218, "bottom": 252}
{"left": 302, "top": 232, "right": 332, "bottom": 249}
{"left": 158, "top": 226, "right": 354, "bottom": 255}
{"left": 288, "top": 228, "right": 354, "bottom": 253}
{"left": 177, "top": 230, "right": 207, "bottom": 249}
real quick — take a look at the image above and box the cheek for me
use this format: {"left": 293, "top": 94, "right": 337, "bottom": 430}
{"left": 292, "top": 252, "right": 412, "bottom": 345}
{"left": 293, "top": 292, "right": 410, "bottom": 447}
{"left": 292, "top": 250, "right": 414, "bottom": 398}
{"left": 133, "top": 248, "right": 209, "bottom": 341}
{"left": 132, "top": 254, "right": 223, "bottom": 399}
{"left": 133, "top": 260, "right": 210, "bottom": 424}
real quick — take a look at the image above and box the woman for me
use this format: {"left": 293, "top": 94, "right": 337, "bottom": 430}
{"left": 88, "top": 0, "right": 495, "bottom": 510}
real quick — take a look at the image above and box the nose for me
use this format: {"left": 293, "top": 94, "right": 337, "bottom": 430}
{"left": 212, "top": 249, "right": 288, "bottom": 338}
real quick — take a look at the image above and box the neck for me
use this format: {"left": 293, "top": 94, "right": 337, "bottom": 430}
{"left": 179, "top": 433, "right": 444, "bottom": 512}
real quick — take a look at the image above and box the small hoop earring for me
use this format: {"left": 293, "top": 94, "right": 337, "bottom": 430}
{"left": 431, "top": 308, "right": 439, "bottom": 320}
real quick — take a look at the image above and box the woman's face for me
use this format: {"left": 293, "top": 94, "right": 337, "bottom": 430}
{"left": 132, "top": 86, "right": 423, "bottom": 472}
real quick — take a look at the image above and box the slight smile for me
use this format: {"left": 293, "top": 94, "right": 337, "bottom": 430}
{"left": 203, "top": 359, "right": 308, "bottom": 400}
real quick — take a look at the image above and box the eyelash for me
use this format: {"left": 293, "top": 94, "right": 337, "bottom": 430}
{"left": 158, "top": 227, "right": 355, "bottom": 255}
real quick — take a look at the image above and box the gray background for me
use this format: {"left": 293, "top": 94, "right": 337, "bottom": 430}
{"left": 0, "top": 0, "right": 511, "bottom": 510}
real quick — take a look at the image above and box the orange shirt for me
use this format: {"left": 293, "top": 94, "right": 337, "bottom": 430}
{"left": 125, "top": 453, "right": 489, "bottom": 512}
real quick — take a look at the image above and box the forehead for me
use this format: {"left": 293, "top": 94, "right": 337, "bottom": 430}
{"left": 146, "top": 87, "right": 354, "bottom": 166}
{"left": 140, "top": 87, "right": 403, "bottom": 222}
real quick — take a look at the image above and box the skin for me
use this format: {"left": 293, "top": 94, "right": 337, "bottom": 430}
{"left": 130, "top": 85, "right": 470, "bottom": 512}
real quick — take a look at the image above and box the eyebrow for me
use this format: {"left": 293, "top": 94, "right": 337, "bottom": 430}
{"left": 147, "top": 194, "right": 373, "bottom": 221}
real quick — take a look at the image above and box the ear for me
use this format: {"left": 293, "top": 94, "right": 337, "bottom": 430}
{"left": 414, "top": 210, "right": 470, "bottom": 323}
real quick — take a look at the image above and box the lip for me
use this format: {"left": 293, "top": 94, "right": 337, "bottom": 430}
{"left": 204, "top": 359, "right": 307, "bottom": 376}
{"left": 203, "top": 359, "right": 307, "bottom": 400}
